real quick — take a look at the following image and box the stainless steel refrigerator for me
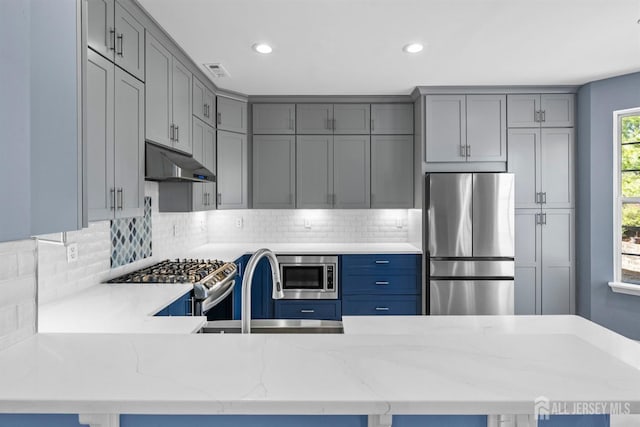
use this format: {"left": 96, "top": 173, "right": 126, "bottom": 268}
{"left": 426, "top": 173, "right": 515, "bottom": 315}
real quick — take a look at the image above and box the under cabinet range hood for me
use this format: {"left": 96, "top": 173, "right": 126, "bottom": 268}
{"left": 145, "top": 143, "right": 215, "bottom": 183}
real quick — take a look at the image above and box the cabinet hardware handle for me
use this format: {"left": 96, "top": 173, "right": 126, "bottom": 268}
{"left": 375, "top": 281, "right": 389, "bottom": 285}
{"left": 542, "top": 192, "right": 547, "bottom": 204}
{"left": 217, "top": 112, "right": 222, "bottom": 125}
{"left": 110, "top": 188, "right": 116, "bottom": 211}
{"left": 217, "top": 193, "right": 222, "bottom": 205}
{"left": 375, "top": 307, "right": 390, "bottom": 311}
{"left": 109, "top": 28, "right": 116, "bottom": 51}
{"left": 116, "top": 34, "right": 123, "bottom": 56}
{"left": 535, "top": 192, "right": 541, "bottom": 204}
{"left": 300, "top": 309, "right": 315, "bottom": 313}
{"left": 375, "top": 260, "right": 390, "bottom": 264}
{"left": 117, "top": 188, "right": 123, "bottom": 210}
{"left": 203, "top": 192, "right": 207, "bottom": 206}
{"left": 203, "top": 104, "right": 207, "bottom": 118}
{"left": 208, "top": 193, "right": 211, "bottom": 206}
{"left": 466, "top": 145, "right": 471, "bottom": 157}
{"left": 535, "top": 213, "right": 540, "bottom": 225}
{"left": 534, "top": 110, "right": 540, "bottom": 123}
{"left": 371, "top": 119, "right": 374, "bottom": 132}
{"left": 170, "top": 124, "right": 174, "bottom": 141}
{"left": 175, "top": 126, "right": 179, "bottom": 142}
{"left": 541, "top": 110, "right": 546, "bottom": 122}
{"left": 460, "top": 145, "right": 466, "bottom": 157}
{"left": 541, "top": 212, "right": 547, "bottom": 225}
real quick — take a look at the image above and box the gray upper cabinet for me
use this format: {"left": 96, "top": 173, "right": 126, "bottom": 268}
{"left": 371, "top": 135, "right": 414, "bottom": 208}
{"left": 114, "top": 2, "right": 144, "bottom": 81}
{"left": 465, "top": 95, "right": 506, "bottom": 162}
{"left": 145, "top": 32, "right": 192, "bottom": 154}
{"left": 507, "top": 94, "right": 574, "bottom": 128}
{"left": 191, "top": 117, "right": 216, "bottom": 211}
{"left": 87, "top": 0, "right": 144, "bottom": 81}
{"left": 333, "top": 104, "right": 370, "bottom": 134}
{"left": 425, "top": 95, "right": 466, "bottom": 162}
{"left": 296, "top": 136, "right": 333, "bottom": 209}
{"left": 297, "top": 104, "right": 334, "bottom": 134}
{"left": 371, "top": 104, "right": 413, "bottom": 134}
{"left": 333, "top": 135, "right": 370, "bottom": 208}
{"left": 508, "top": 128, "right": 574, "bottom": 209}
{"left": 217, "top": 97, "right": 247, "bottom": 134}
{"left": 425, "top": 94, "right": 505, "bottom": 163}
{"left": 192, "top": 77, "right": 215, "bottom": 127}
{"left": 87, "top": 50, "right": 144, "bottom": 221}
{"left": 252, "top": 104, "right": 295, "bottom": 134}
{"left": 253, "top": 135, "right": 296, "bottom": 208}
{"left": 217, "top": 130, "right": 248, "bottom": 209}
{"left": 87, "top": 0, "right": 115, "bottom": 60}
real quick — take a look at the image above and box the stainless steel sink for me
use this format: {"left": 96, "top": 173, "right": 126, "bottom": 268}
{"left": 198, "top": 319, "right": 344, "bottom": 334}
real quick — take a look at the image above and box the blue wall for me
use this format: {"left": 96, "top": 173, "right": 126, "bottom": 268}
{"left": 577, "top": 72, "right": 640, "bottom": 339}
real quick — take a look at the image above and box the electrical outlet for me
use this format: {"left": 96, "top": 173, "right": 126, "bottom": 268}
{"left": 304, "top": 218, "right": 312, "bottom": 229}
{"left": 396, "top": 218, "right": 403, "bottom": 228}
{"left": 66, "top": 243, "right": 78, "bottom": 263}
{"left": 235, "top": 217, "right": 243, "bottom": 228}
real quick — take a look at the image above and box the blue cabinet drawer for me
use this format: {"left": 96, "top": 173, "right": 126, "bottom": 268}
{"left": 343, "top": 295, "right": 419, "bottom": 316}
{"left": 275, "top": 300, "right": 342, "bottom": 320}
{"left": 341, "top": 254, "right": 419, "bottom": 275}
{"left": 342, "top": 274, "right": 419, "bottom": 295}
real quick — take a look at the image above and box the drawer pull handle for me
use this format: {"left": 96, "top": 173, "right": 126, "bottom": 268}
{"left": 300, "top": 309, "right": 315, "bottom": 313}
{"left": 375, "top": 307, "right": 390, "bottom": 311}
{"left": 375, "top": 260, "right": 390, "bottom": 264}
{"left": 375, "top": 281, "right": 389, "bottom": 285}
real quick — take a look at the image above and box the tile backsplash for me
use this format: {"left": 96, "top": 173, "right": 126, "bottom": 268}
{"left": 110, "top": 197, "right": 152, "bottom": 268}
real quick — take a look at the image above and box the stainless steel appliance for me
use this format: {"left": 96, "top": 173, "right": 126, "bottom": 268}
{"left": 109, "top": 259, "right": 237, "bottom": 316}
{"left": 426, "top": 173, "right": 515, "bottom": 315}
{"left": 276, "top": 255, "right": 338, "bottom": 300}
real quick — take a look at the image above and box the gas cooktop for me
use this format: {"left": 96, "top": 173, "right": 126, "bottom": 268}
{"left": 108, "top": 259, "right": 228, "bottom": 284}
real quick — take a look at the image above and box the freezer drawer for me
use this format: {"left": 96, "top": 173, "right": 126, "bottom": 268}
{"left": 429, "top": 260, "right": 514, "bottom": 278}
{"left": 429, "top": 280, "right": 514, "bottom": 315}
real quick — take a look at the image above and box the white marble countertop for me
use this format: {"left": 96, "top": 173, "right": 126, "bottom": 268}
{"left": 3, "top": 315, "right": 640, "bottom": 416}
{"left": 38, "top": 283, "right": 205, "bottom": 334}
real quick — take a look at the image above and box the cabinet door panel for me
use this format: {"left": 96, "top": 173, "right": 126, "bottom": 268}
{"left": 114, "top": 67, "right": 144, "bottom": 218}
{"left": 87, "top": 51, "right": 115, "bottom": 221}
{"left": 217, "top": 131, "right": 247, "bottom": 209}
{"left": 217, "top": 97, "right": 247, "bottom": 134}
{"left": 333, "top": 104, "right": 370, "bottom": 134}
{"left": 191, "top": 182, "right": 205, "bottom": 211}
{"left": 204, "top": 89, "right": 216, "bottom": 127}
{"left": 253, "top": 135, "right": 296, "bottom": 208}
{"left": 192, "top": 77, "right": 207, "bottom": 122}
{"left": 507, "top": 94, "right": 539, "bottom": 128}
{"left": 371, "top": 135, "right": 414, "bottom": 208}
{"left": 333, "top": 135, "right": 370, "bottom": 208}
{"left": 507, "top": 129, "right": 540, "bottom": 209}
{"left": 541, "top": 210, "right": 573, "bottom": 314}
{"left": 114, "top": 2, "right": 144, "bottom": 81}
{"left": 192, "top": 116, "right": 205, "bottom": 167}
{"left": 252, "top": 103, "right": 295, "bottom": 134}
{"left": 371, "top": 103, "right": 413, "bottom": 134}
{"left": 204, "top": 125, "right": 216, "bottom": 178}
{"left": 514, "top": 210, "right": 541, "bottom": 314}
{"left": 296, "top": 136, "right": 333, "bottom": 208}
{"left": 171, "top": 57, "right": 192, "bottom": 154}
{"left": 541, "top": 94, "right": 574, "bottom": 127}
{"left": 297, "top": 104, "right": 333, "bottom": 134}
{"left": 466, "top": 95, "right": 506, "bottom": 161}
{"left": 514, "top": 267, "right": 537, "bottom": 315}
{"left": 87, "top": 0, "right": 115, "bottom": 60}
{"left": 144, "top": 32, "right": 172, "bottom": 147}
{"left": 541, "top": 128, "right": 574, "bottom": 208}
{"left": 425, "top": 95, "right": 466, "bottom": 162}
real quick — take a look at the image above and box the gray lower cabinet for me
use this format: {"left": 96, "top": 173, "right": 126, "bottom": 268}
{"left": 192, "top": 77, "right": 215, "bottom": 127}
{"left": 514, "top": 208, "right": 574, "bottom": 315}
{"left": 296, "top": 135, "right": 370, "bottom": 209}
{"left": 217, "top": 97, "right": 247, "bottom": 134}
{"left": 145, "top": 31, "right": 192, "bottom": 154}
{"left": 371, "top": 135, "right": 414, "bottom": 208}
{"left": 253, "top": 135, "right": 296, "bottom": 208}
{"left": 507, "top": 94, "right": 574, "bottom": 128}
{"left": 371, "top": 103, "right": 413, "bottom": 134}
{"left": 508, "top": 128, "right": 574, "bottom": 209}
{"left": 252, "top": 104, "right": 295, "bottom": 134}
{"left": 217, "top": 130, "right": 248, "bottom": 209}
{"left": 425, "top": 94, "right": 505, "bottom": 163}
{"left": 87, "top": 0, "right": 145, "bottom": 81}
{"left": 87, "top": 50, "right": 144, "bottom": 221}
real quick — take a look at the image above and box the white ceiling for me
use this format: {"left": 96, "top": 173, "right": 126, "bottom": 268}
{"left": 137, "top": 0, "right": 640, "bottom": 96}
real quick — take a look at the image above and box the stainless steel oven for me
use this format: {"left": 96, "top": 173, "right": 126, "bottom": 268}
{"left": 276, "top": 255, "right": 338, "bottom": 300}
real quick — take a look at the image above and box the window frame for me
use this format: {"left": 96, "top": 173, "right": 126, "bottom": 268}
{"left": 609, "top": 107, "right": 640, "bottom": 296}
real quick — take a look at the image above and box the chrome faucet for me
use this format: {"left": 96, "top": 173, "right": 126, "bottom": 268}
{"left": 241, "top": 248, "right": 284, "bottom": 334}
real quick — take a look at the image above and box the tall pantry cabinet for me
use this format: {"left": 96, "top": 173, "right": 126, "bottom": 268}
{"left": 507, "top": 94, "right": 575, "bottom": 315}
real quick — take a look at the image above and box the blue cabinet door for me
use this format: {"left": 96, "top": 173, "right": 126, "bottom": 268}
{"left": 275, "top": 300, "right": 342, "bottom": 320}
{"left": 232, "top": 255, "right": 275, "bottom": 320}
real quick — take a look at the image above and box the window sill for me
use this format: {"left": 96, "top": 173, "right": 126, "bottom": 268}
{"left": 608, "top": 281, "right": 640, "bottom": 297}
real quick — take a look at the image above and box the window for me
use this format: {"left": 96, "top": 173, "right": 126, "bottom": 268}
{"left": 611, "top": 109, "right": 640, "bottom": 294}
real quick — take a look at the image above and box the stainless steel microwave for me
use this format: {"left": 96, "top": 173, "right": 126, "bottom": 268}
{"left": 276, "top": 255, "right": 338, "bottom": 300}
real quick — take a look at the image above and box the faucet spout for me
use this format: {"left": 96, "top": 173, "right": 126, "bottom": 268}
{"left": 241, "top": 248, "right": 283, "bottom": 334}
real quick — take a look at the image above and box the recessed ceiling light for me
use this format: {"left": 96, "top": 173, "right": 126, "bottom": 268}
{"left": 253, "top": 43, "right": 273, "bottom": 54}
{"left": 403, "top": 43, "right": 424, "bottom": 54}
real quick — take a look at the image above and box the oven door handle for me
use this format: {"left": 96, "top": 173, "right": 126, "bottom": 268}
{"left": 200, "top": 279, "right": 236, "bottom": 314}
